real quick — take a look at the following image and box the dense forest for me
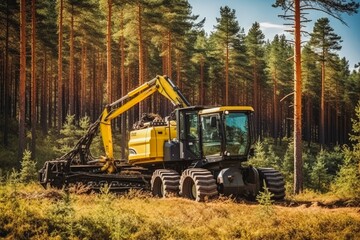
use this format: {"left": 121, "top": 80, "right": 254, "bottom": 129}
{"left": 0, "top": 0, "right": 360, "bottom": 193}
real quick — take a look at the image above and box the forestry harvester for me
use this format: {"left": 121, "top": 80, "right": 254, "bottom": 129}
{"left": 39, "top": 75, "right": 285, "bottom": 201}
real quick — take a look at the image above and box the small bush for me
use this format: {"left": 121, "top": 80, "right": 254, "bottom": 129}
{"left": 256, "top": 182, "right": 275, "bottom": 218}
{"left": 19, "top": 149, "right": 37, "bottom": 183}
{"left": 310, "top": 150, "right": 332, "bottom": 192}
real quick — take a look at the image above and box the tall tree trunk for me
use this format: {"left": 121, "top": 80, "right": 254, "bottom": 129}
{"left": 31, "top": 0, "right": 36, "bottom": 157}
{"left": 320, "top": 61, "right": 325, "bottom": 146}
{"left": 3, "top": 0, "right": 10, "bottom": 146}
{"left": 335, "top": 94, "right": 339, "bottom": 144}
{"left": 225, "top": 43, "right": 229, "bottom": 105}
{"left": 69, "top": 4, "right": 75, "bottom": 115}
{"left": 80, "top": 40, "right": 87, "bottom": 116}
{"left": 91, "top": 50, "right": 96, "bottom": 121}
{"left": 120, "top": 11, "right": 126, "bottom": 159}
{"left": 57, "top": 0, "right": 63, "bottom": 130}
{"left": 49, "top": 58, "right": 53, "bottom": 128}
{"left": 306, "top": 96, "right": 312, "bottom": 146}
{"left": 327, "top": 102, "right": 331, "bottom": 145}
{"left": 273, "top": 71, "right": 278, "bottom": 144}
{"left": 19, "top": 0, "right": 26, "bottom": 159}
{"left": 41, "top": 51, "right": 48, "bottom": 134}
{"left": 199, "top": 57, "right": 204, "bottom": 105}
{"left": 253, "top": 64, "right": 259, "bottom": 137}
{"left": 106, "top": 0, "right": 112, "bottom": 104}
{"left": 162, "top": 42, "right": 167, "bottom": 76}
{"left": 167, "top": 31, "right": 172, "bottom": 79}
{"left": 137, "top": 3, "right": 144, "bottom": 113}
{"left": 176, "top": 51, "right": 181, "bottom": 90}
{"left": 293, "top": 0, "right": 303, "bottom": 194}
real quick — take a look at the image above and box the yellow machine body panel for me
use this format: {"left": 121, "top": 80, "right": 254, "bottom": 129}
{"left": 128, "top": 123, "right": 177, "bottom": 165}
{"left": 199, "top": 106, "right": 254, "bottom": 114}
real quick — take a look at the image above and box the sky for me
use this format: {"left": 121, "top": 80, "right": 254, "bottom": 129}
{"left": 188, "top": 0, "right": 360, "bottom": 70}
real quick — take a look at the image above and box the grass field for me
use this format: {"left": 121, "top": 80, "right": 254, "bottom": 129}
{"left": 1, "top": 183, "right": 359, "bottom": 240}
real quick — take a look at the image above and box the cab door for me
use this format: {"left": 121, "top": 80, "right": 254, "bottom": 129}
{"left": 177, "top": 109, "right": 201, "bottom": 160}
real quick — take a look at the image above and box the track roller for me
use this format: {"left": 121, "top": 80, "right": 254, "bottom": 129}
{"left": 258, "top": 168, "right": 286, "bottom": 200}
{"left": 151, "top": 169, "right": 180, "bottom": 197}
{"left": 179, "top": 168, "right": 218, "bottom": 202}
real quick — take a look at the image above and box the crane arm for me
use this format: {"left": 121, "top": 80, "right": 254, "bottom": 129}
{"left": 99, "top": 75, "right": 190, "bottom": 173}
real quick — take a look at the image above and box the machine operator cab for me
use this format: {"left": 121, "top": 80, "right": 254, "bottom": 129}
{"left": 128, "top": 106, "right": 255, "bottom": 167}
{"left": 177, "top": 106, "right": 255, "bottom": 165}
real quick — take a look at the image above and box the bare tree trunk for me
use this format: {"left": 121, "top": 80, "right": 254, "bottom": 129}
{"left": 176, "top": 51, "right": 181, "bottom": 90}
{"left": 320, "top": 61, "right": 325, "bottom": 146}
{"left": 199, "top": 57, "right": 204, "bottom": 105}
{"left": 57, "top": 0, "right": 63, "bottom": 130}
{"left": 80, "top": 40, "right": 87, "bottom": 116}
{"left": 273, "top": 71, "right": 278, "bottom": 144}
{"left": 107, "top": 0, "right": 112, "bottom": 104}
{"left": 253, "top": 64, "right": 260, "bottom": 137}
{"left": 167, "top": 32, "right": 172, "bottom": 79}
{"left": 48, "top": 57, "right": 52, "bottom": 128}
{"left": 120, "top": 12, "right": 126, "bottom": 159}
{"left": 137, "top": 3, "right": 144, "bottom": 113}
{"left": 306, "top": 96, "right": 312, "bottom": 146}
{"left": 335, "top": 91, "right": 339, "bottom": 144}
{"left": 19, "top": 0, "right": 26, "bottom": 159}
{"left": 3, "top": 0, "right": 10, "bottom": 146}
{"left": 41, "top": 51, "right": 48, "bottom": 134}
{"left": 69, "top": 4, "right": 75, "bottom": 115}
{"left": 293, "top": 0, "right": 303, "bottom": 194}
{"left": 31, "top": 0, "right": 37, "bottom": 157}
{"left": 225, "top": 43, "right": 229, "bottom": 105}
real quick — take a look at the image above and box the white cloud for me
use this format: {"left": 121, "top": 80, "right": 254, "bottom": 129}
{"left": 258, "top": 22, "right": 291, "bottom": 41}
{"left": 260, "top": 22, "right": 287, "bottom": 29}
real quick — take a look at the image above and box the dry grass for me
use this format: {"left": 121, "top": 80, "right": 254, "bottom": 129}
{"left": 1, "top": 183, "right": 359, "bottom": 239}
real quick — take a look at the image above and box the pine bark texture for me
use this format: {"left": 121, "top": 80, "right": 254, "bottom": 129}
{"left": 19, "top": 0, "right": 26, "bottom": 159}
{"left": 294, "top": 0, "right": 303, "bottom": 194}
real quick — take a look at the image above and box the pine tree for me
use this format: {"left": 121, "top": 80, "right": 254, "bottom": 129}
{"left": 213, "top": 6, "right": 240, "bottom": 105}
{"left": 245, "top": 22, "right": 265, "bottom": 138}
{"left": 20, "top": 149, "right": 37, "bottom": 183}
{"left": 19, "top": 0, "right": 26, "bottom": 160}
{"left": 31, "top": 0, "right": 37, "bottom": 157}
{"left": 229, "top": 28, "right": 248, "bottom": 105}
{"left": 248, "top": 141, "right": 269, "bottom": 167}
{"left": 267, "top": 34, "right": 293, "bottom": 143}
{"left": 302, "top": 44, "right": 320, "bottom": 144}
{"left": 310, "top": 150, "right": 331, "bottom": 192}
{"left": 309, "top": 17, "right": 342, "bottom": 146}
{"left": 191, "top": 30, "right": 207, "bottom": 105}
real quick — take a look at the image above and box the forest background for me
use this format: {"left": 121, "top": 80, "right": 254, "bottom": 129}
{"left": 0, "top": 0, "right": 360, "bottom": 197}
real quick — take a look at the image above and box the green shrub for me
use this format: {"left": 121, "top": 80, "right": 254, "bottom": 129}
{"left": 19, "top": 149, "right": 37, "bottom": 183}
{"left": 332, "top": 101, "right": 360, "bottom": 199}
{"left": 248, "top": 141, "right": 270, "bottom": 167}
{"left": 310, "top": 150, "right": 332, "bottom": 192}
{"left": 256, "top": 182, "right": 275, "bottom": 218}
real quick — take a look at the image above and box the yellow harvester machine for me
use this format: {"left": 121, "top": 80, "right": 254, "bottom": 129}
{"left": 39, "top": 75, "right": 285, "bottom": 201}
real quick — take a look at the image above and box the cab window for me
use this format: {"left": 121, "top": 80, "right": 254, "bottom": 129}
{"left": 224, "top": 112, "right": 248, "bottom": 155}
{"left": 201, "top": 114, "right": 221, "bottom": 156}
